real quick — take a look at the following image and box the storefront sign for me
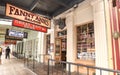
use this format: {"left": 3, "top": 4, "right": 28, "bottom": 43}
{"left": 6, "top": 29, "right": 28, "bottom": 38}
{"left": 8, "top": 30, "right": 24, "bottom": 38}
{"left": 5, "top": 35, "right": 23, "bottom": 41}
{"left": 6, "top": 3, "right": 51, "bottom": 28}
{"left": 12, "top": 19, "right": 47, "bottom": 33}
{"left": 5, "top": 39, "right": 16, "bottom": 44}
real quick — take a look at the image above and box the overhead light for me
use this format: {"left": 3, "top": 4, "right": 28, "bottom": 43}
{"left": 73, "top": 4, "right": 78, "bottom": 9}
{"left": 0, "top": 18, "right": 12, "bottom": 22}
{"left": 0, "top": 20, "right": 12, "bottom": 26}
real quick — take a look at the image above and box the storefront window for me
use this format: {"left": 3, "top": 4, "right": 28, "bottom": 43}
{"left": 46, "top": 34, "right": 50, "bottom": 54}
{"left": 57, "top": 30, "right": 67, "bottom": 37}
{"left": 76, "top": 22, "right": 95, "bottom": 60}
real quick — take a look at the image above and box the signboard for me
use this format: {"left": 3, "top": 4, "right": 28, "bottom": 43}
{"left": 5, "top": 35, "right": 23, "bottom": 41}
{"left": 6, "top": 3, "right": 51, "bottom": 28}
{"left": 8, "top": 30, "right": 24, "bottom": 38}
{"left": 12, "top": 19, "right": 47, "bottom": 32}
{"left": 5, "top": 39, "right": 16, "bottom": 44}
{"left": 6, "top": 29, "right": 28, "bottom": 38}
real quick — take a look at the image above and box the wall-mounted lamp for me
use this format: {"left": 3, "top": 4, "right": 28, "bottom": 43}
{"left": 112, "top": 31, "right": 120, "bottom": 39}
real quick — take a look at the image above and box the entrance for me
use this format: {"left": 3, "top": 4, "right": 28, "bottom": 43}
{"left": 61, "top": 38, "right": 66, "bottom": 61}
{"left": 55, "top": 29, "right": 67, "bottom": 66}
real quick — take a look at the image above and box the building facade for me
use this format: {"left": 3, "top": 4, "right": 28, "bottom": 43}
{"left": 45, "top": 0, "right": 120, "bottom": 74}
{"left": 12, "top": 0, "right": 120, "bottom": 75}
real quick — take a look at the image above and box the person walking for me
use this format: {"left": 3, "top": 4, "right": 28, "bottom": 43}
{"left": 0, "top": 47, "right": 2, "bottom": 59}
{"left": 5, "top": 46, "right": 11, "bottom": 59}
{"left": 0, "top": 47, "right": 2, "bottom": 64}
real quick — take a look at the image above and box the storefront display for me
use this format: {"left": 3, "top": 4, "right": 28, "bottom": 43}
{"left": 76, "top": 22, "right": 95, "bottom": 60}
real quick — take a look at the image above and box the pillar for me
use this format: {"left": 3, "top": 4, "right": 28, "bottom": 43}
{"left": 91, "top": 0, "right": 109, "bottom": 75}
{"left": 66, "top": 11, "right": 76, "bottom": 71}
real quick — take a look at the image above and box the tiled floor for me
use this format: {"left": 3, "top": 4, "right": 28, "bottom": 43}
{"left": 0, "top": 54, "right": 36, "bottom": 75}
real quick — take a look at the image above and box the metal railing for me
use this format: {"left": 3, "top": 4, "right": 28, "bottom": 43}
{"left": 39, "top": 54, "right": 52, "bottom": 64}
{"left": 12, "top": 51, "right": 24, "bottom": 59}
{"left": 24, "top": 53, "right": 36, "bottom": 71}
{"left": 37, "top": 54, "right": 52, "bottom": 70}
{"left": 47, "top": 59, "right": 120, "bottom": 75}
{"left": 23, "top": 53, "right": 52, "bottom": 75}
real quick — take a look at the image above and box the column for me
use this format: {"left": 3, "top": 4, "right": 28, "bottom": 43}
{"left": 66, "top": 11, "right": 76, "bottom": 72}
{"left": 91, "top": 0, "right": 109, "bottom": 75}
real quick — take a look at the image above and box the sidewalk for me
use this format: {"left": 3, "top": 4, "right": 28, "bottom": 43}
{"left": 0, "top": 54, "right": 36, "bottom": 75}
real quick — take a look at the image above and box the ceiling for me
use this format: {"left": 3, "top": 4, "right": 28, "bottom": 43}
{"left": 0, "top": 0, "right": 84, "bottom": 18}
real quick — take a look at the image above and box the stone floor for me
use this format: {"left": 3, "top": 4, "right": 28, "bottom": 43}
{"left": 0, "top": 54, "right": 36, "bottom": 75}
{"left": 0, "top": 53, "right": 67, "bottom": 75}
{"left": 0, "top": 53, "right": 90, "bottom": 75}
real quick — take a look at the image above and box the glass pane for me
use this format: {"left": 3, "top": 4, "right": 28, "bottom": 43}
{"left": 76, "top": 22, "right": 95, "bottom": 60}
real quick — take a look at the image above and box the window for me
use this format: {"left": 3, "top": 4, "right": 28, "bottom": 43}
{"left": 46, "top": 34, "right": 50, "bottom": 54}
{"left": 57, "top": 30, "right": 67, "bottom": 37}
{"left": 76, "top": 22, "right": 95, "bottom": 60}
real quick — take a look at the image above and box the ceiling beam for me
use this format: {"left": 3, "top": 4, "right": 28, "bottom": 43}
{"left": 33, "top": 9, "right": 52, "bottom": 19}
{"left": 29, "top": 0, "right": 39, "bottom": 11}
{"left": 50, "top": 0, "right": 68, "bottom": 8}
{"left": 0, "top": 5, "right": 5, "bottom": 15}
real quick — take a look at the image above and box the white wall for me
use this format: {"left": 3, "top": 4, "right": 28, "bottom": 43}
{"left": 91, "top": 0, "right": 109, "bottom": 69}
{"left": 74, "top": 0, "right": 93, "bottom": 25}
{"left": 66, "top": 12, "right": 75, "bottom": 71}
{"left": 27, "top": 31, "right": 38, "bottom": 40}
{"left": 91, "top": 0, "right": 109, "bottom": 75}
{"left": 22, "top": 30, "right": 44, "bottom": 62}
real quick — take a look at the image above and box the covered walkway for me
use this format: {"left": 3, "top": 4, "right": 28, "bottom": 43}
{"left": 0, "top": 53, "right": 120, "bottom": 75}
{"left": 0, "top": 54, "right": 36, "bottom": 75}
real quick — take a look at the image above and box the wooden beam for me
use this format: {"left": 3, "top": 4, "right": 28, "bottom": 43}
{"left": 52, "top": 0, "right": 84, "bottom": 17}
{"left": 50, "top": 0, "right": 68, "bottom": 7}
{"left": 29, "top": 0, "right": 39, "bottom": 11}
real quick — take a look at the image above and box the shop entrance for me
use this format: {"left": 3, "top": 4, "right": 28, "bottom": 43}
{"left": 55, "top": 38, "right": 67, "bottom": 61}
{"left": 55, "top": 30, "right": 67, "bottom": 68}
{"left": 61, "top": 38, "right": 67, "bottom": 61}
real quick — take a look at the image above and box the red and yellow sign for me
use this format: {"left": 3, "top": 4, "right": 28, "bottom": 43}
{"left": 6, "top": 3, "right": 51, "bottom": 28}
{"left": 5, "top": 39, "right": 16, "bottom": 45}
{"left": 12, "top": 19, "right": 47, "bottom": 33}
{"left": 5, "top": 35, "right": 23, "bottom": 41}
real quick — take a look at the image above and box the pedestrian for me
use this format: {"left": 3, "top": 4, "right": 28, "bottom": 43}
{"left": 5, "top": 46, "right": 11, "bottom": 59}
{"left": 0, "top": 47, "right": 2, "bottom": 59}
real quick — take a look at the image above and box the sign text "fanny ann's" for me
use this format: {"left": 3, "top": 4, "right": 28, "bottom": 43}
{"left": 6, "top": 3, "right": 51, "bottom": 28}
